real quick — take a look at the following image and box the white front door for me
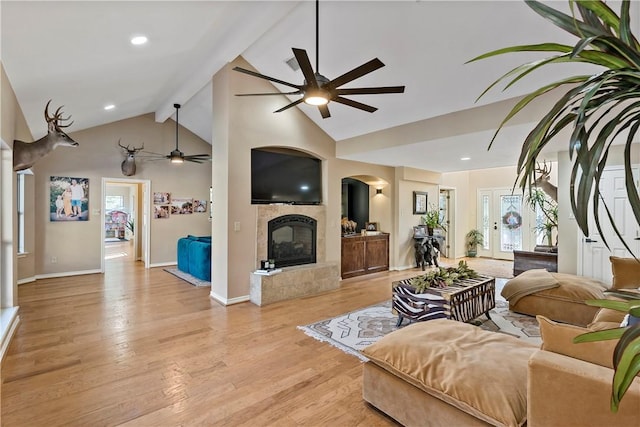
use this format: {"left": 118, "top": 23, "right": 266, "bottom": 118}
{"left": 478, "top": 189, "right": 534, "bottom": 260}
{"left": 580, "top": 166, "right": 640, "bottom": 285}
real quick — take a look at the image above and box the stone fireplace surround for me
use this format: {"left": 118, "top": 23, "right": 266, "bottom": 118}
{"left": 251, "top": 205, "right": 339, "bottom": 306}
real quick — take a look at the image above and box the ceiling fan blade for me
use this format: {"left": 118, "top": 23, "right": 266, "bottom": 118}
{"left": 184, "top": 154, "right": 211, "bottom": 158}
{"left": 333, "top": 96, "right": 377, "bottom": 113}
{"left": 337, "top": 86, "right": 405, "bottom": 95}
{"left": 292, "top": 48, "right": 318, "bottom": 89}
{"left": 274, "top": 98, "right": 304, "bottom": 113}
{"left": 318, "top": 104, "right": 331, "bottom": 119}
{"left": 236, "top": 91, "right": 301, "bottom": 97}
{"left": 232, "top": 67, "right": 301, "bottom": 90}
{"left": 329, "top": 58, "right": 385, "bottom": 89}
{"left": 185, "top": 158, "right": 205, "bottom": 164}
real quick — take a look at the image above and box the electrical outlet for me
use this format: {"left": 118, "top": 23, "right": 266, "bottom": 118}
{"left": 50, "top": 256, "right": 57, "bottom": 264}
{"left": 234, "top": 221, "right": 241, "bottom": 231}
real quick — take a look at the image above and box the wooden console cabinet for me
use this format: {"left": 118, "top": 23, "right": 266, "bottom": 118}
{"left": 513, "top": 250, "right": 558, "bottom": 276}
{"left": 341, "top": 233, "right": 389, "bottom": 279}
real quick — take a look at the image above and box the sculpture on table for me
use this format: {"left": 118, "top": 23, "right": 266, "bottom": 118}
{"left": 414, "top": 237, "right": 440, "bottom": 271}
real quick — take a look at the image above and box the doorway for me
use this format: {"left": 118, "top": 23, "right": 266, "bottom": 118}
{"left": 477, "top": 188, "right": 534, "bottom": 261}
{"left": 101, "top": 178, "right": 151, "bottom": 272}
{"left": 579, "top": 166, "right": 640, "bottom": 284}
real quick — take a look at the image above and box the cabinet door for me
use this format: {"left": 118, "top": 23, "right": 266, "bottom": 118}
{"left": 366, "top": 236, "right": 389, "bottom": 272}
{"left": 341, "top": 238, "right": 366, "bottom": 278}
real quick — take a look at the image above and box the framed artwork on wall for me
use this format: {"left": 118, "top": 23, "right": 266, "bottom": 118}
{"left": 50, "top": 176, "right": 89, "bottom": 221}
{"left": 413, "top": 191, "right": 427, "bottom": 215}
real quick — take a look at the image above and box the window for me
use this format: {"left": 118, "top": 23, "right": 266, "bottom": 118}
{"left": 105, "top": 195, "right": 124, "bottom": 211}
{"left": 17, "top": 173, "right": 25, "bottom": 254}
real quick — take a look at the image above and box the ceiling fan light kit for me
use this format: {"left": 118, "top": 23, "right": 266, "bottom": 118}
{"left": 233, "top": 0, "right": 404, "bottom": 118}
{"left": 139, "top": 103, "right": 211, "bottom": 164}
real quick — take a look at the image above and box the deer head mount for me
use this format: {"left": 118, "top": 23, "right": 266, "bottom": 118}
{"left": 533, "top": 161, "right": 557, "bottom": 202}
{"left": 118, "top": 140, "right": 144, "bottom": 176}
{"left": 13, "top": 100, "right": 78, "bottom": 171}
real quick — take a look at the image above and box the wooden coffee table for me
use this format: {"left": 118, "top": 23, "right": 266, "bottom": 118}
{"left": 392, "top": 275, "right": 495, "bottom": 326}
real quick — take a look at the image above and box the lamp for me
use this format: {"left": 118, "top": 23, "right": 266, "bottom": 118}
{"left": 376, "top": 188, "right": 383, "bottom": 195}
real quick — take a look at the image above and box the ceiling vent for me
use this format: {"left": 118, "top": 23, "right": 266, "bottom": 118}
{"left": 285, "top": 56, "right": 300, "bottom": 71}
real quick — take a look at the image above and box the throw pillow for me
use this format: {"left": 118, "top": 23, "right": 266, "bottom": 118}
{"left": 537, "top": 315, "right": 618, "bottom": 369}
{"left": 610, "top": 256, "right": 640, "bottom": 289}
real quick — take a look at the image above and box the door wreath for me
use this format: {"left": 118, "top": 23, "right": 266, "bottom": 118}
{"left": 502, "top": 211, "right": 522, "bottom": 230}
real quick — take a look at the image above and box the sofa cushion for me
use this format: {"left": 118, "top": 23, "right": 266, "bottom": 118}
{"left": 361, "top": 319, "right": 536, "bottom": 427}
{"left": 537, "top": 315, "right": 618, "bottom": 369}
{"left": 590, "top": 307, "right": 627, "bottom": 331}
{"left": 525, "top": 272, "right": 607, "bottom": 302}
{"left": 610, "top": 256, "right": 640, "bottom": 289}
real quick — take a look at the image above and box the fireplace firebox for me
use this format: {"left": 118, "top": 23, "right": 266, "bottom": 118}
{"left": 268, "top": 214, "right": 317, "bottom": 268}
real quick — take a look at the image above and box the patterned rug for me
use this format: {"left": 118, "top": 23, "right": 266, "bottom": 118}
{"left": 298, "top": 299, "right": 540, "bottom": 361}
{"left": 164, "top": 268, "right": 211, "bottom": 287}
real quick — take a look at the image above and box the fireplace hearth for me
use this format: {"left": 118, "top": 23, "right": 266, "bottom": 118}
{"left": 268, "top": 214, "right": 317, "bottom": 268}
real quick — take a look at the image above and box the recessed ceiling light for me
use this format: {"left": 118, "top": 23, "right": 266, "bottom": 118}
{"left": 460, "top": 157, "right": 471, "bottom": 161}
{"left": 104, "top": 104, "right": 115, "bottom": 111}
{"left": 130, "top": 35, "right": 148, "bottom": 46}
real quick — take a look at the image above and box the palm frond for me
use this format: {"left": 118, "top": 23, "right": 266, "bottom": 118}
{"left": 474, "top": 0, "right": 640, "bottom": 412}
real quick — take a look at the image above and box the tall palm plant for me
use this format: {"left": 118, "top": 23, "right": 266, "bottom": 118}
{"left": 469, "top": 0, "right": 640, "bottom": 254}
{"left": 469, "top": 0, "right": 640, "bottom": 412}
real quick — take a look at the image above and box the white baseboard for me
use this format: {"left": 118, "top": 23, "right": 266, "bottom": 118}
{"left": 0, "top": 307, "right": 20, "bottom": 361}
{"left": 210, "top": 291, "right": 250, "bottom": 306}
{"left": 149, "top": 262, "right": 177, "bottom": 268}
{"left": 17, "top": 276, "right": 36, "bottom": 285}
{"left": 36, "top": 269, "right": 102, "bottom": 280}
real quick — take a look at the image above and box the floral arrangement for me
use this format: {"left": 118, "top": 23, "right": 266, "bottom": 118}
{"left": 409, "top": 261, "right": 479, "bottom": 292}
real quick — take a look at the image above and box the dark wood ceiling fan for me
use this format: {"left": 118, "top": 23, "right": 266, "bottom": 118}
{"left": 141, "top": 104, "right": 211, "bottom": 164}
{"left": 232, "top": 0, "right": 405, "bottom": 119}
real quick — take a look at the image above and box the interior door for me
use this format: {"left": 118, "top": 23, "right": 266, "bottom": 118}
{"left": 478, "top": 189, "right": 533, "bottom": 260}
{"left": 580, "top": 166, "right": 640, "bottom": 285}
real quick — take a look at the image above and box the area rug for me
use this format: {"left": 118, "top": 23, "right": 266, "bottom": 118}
{"left": 164, "top": 268, "right": 211, "bottom": 287}
{"left": 298, "top": 299, "right": 540, "bottom": 362}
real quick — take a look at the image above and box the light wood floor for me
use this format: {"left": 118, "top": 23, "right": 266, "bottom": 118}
{"left": 1, "top": 253, "right": 511, "bottom": 426}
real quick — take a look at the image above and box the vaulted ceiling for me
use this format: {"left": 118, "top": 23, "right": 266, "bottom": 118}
{"left": 2, "top": 1, "right": 633, "bottom": 172}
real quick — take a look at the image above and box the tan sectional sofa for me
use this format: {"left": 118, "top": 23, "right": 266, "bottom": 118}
{"left": 362, "top": 313, "right": 640, "bottom": 427}
{"left": 502, "top": 256, "right": 640, "bottom": 327}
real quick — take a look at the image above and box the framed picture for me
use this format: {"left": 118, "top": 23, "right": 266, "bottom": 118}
{"left": 365, "top": 222, "right": 379, "bottom": 232}
{"left": 50, "top": 176, "right": 89, "bottom": 221}
{"left": 193, "top": 199, "right": 207, "bottom": 213}
{"left": 154, "top": 205, "right": 170, "bottom": 219}
{"left": 153, "top": 192, "right": 171, "bottom": 205}
{"left": 170, "top": 197, "right": 193, "bottom": 215}
{"left": 413, "top": 191, "right": 427, "bottom": 215}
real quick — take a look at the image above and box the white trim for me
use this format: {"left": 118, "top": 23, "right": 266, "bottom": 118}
{"left": 35, "top": 269, "right": 101, "bottom": 280}
{"left": 17, "top": 277, "right": 36, "bottom": 285}
{"left": 210, "top": 291, "right": 250, "bottom": 306}
{"left": 149, "top": 261, "right": 177, "bottom": 268}
{"left": 0, "top": 308, "right": 20, "bottom": 361}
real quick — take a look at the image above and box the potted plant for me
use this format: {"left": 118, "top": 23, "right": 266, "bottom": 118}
{"left": 465, "top": 229, "right": 484, "bottom": 257}
{"left": 528, "top": 188, "right": 558, "bottom": 248}
{"left": 421, "top": 204, "right": 446, "bottom": 235}
{"left": 471, "top": 0, "right": 640, "bottom": 411}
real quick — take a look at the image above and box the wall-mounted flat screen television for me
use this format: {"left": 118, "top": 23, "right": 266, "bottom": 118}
{"left": 251, "top": 148, "right": 322, "bottom": 205}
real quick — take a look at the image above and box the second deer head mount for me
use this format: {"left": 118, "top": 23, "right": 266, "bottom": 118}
{"left": 118, "top": 140, "right": 145, "bottom": 176}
